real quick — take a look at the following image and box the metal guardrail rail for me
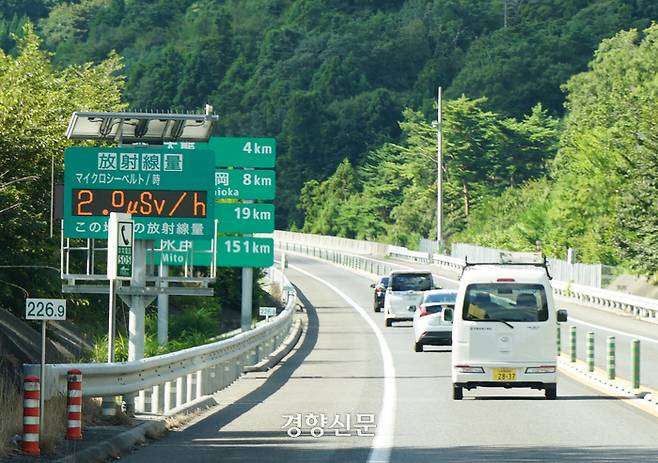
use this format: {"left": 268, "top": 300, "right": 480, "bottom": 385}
{"left": 275, "top": 231, "right": 658, "bottom": 322}
{"left": 25, "top": 266, "right": 298, "bottom": 415}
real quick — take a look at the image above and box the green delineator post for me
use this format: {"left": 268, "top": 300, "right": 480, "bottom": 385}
{"left": 631, "top": 339, "right": 640, "bottom": 389}
{"left": 607, "top": 336, "right": 616, "bottom": 380}
{"left": 570, "top": 325, "right": 577, "bottom": 363}
{"left": 586, "top": 331, "right": 595, "bottom": 372}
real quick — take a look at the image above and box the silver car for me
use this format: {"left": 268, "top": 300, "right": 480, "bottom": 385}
{"left": 384, "top": 270, "right": 434, "bottom": 327}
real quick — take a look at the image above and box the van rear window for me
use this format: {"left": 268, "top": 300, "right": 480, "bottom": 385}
{"left": 463, "top": 283, "right": 548, "bottom": 322}
{"left": 390, "top": 274, "right": 432, "bottom": 291}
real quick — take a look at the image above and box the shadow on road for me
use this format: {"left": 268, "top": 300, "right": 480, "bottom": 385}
{"left": 184, "top": 284, "right": 320, "bottom": 432}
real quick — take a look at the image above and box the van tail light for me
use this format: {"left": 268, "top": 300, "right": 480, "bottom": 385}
{"left": 455, "top": 365, "right": 485, "bottom": 374}
{"left": 497, "top": 278, "right": 515, "bottom": 282}
{"left": 525, "top": 366, "right": 556, "bottom": 374}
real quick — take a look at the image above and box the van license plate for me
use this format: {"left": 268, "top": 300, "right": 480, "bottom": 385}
{"left": 492, "top": 368, "right": 517, "bottom": 381}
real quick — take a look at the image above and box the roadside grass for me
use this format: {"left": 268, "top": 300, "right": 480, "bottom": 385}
{"left": 0, "top": 371, "right": 22, "bottom": 458}
{"left": 41, "top": 396, "right": 66, "bottom": 455}
{"left": 0, "top": 374, "right": 132, "bottom": 457}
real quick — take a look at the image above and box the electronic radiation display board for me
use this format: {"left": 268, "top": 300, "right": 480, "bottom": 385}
{"left": 64, "top": 147, "right": 214, "bottom": 239}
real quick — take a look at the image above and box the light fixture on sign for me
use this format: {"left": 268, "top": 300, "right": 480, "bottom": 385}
{"left": 65, "top": 105, "right": 218, "bottom": 143}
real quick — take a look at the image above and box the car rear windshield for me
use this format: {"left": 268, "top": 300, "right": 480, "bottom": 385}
{"left": 463, "top": 283, "right": 548, "bottom": 322}
{"left": 424, "top": 292, "right": 456, "bottom": 304}
{"left": 390, "top": 273, "right": 432, "bottom": 291}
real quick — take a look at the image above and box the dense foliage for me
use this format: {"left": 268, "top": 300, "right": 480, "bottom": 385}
{"left": 302, "top": 22, "right": 658, "bottom": 278}
{"left": 298, "top": 101, "right": 559, "bottom": 248}
{"left": 1, "top": 0, "right": 654, "bottom": 229}
{"left": 458, "top": 23, "right": 658, "bottom": 275}
{"left": 0, "top": 1, "right": 657, "bottom": 282}
{"left": 0, "top": 24, "right": 124, "bottom": 314}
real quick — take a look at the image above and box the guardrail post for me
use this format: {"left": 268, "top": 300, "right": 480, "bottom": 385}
{"left": 186, "top": 373, "right": 193, "bottom": 404}
{"left": 196, "top": 370, "right": 203, "bottom": 399}
{"left": 164, "top": 381, "right": 172, "bottom": 414}
{"left": 151, "top": 384, "right": 162, "bottom": 414}
{"left": 136, "top": 390, "right": 146, "bottom": 413}
{"left": 631, "top": 339, "right": 640, "bottom": 389}
{"left": 223, "top": 364, "right": 230, "bottom": 389}
{"left": 22, "top": 375, "right": 40, "bottom": 455}
{"left": 209, "top": 365, "right": 218, "bottom": 393}
{"left": 176, "top": 376, "right": 184, "bottom": 409}
{"left": 586, "top": 331, "right": 595, "bottom": 372}
{"left": 569, "top": 326, "right": 577, "bottom": 363}
{"left": 607, "top": 336, "right": 615, "bottom": 380}
{"left": 556, "top": 325, "right": 561, "bottom": 354}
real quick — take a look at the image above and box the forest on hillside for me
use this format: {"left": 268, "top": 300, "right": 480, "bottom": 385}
{"left": 0, "top": 0, "right": 657, "bottom": 279}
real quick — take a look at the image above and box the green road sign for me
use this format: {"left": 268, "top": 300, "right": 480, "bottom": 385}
{"left": 157, "top": 137, "right": 276, "bottom": 168}
{"left": 63, "top": 147, "right": 214, "bottom": 239}
{"left": 215, "top": 169, "right": 276, "bottom": 200}
{"left": 217, "top": 237, "right": 274, "bottom": 267}
{"left": 216, "top": 203, "right": 275, "bottom": 233}
{"left": 149, "top": 239, "right": 213, "bottom": 266}
{"left": 210, "top": 137, "right": 276, "bottom": 168}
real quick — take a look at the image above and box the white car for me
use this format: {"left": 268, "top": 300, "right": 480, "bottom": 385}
{"left": 412, "top": 289, "right": 457, "bottom": 352}
{"left": 384, "top": 270, "right": 435, "bottom": 327}
{"left": 449, "top": 252, "right": 568, "bottom": 400}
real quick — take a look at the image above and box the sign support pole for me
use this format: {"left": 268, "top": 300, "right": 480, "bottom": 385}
{"left": 25, "top": 298, "right": 66, "bottom": 434}
{"left": 108, "top": 279, "right": 116, "bottom": 362}
{"left": 241, "top": 196, "right": 254, "bottom": 332}
{"left": 124, "top": 240, "right": 150, "bottom": 414}
{"left": 241, "top": 267, "right": 253, "bottom": 331}
{"left": 157, "top": 264, "right": 169, "bottom": 346}
{"left": 101, "top": 278, "right": 117, "bottom": 416}
{"left": 39, "top": 320, "right": 46, "bottom": 442}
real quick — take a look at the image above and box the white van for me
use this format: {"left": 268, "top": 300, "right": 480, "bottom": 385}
{"left": 445, "top": 253, "right": 567, "bottom": 400}
{"left": 384, "top": 270, "right": 434, "bottom": 327}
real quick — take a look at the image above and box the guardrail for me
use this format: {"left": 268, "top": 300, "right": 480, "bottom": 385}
{"left": 552, "top": 280, "right": 658, "bottom": 320}
{"left": 275, "top": 231, "right": 658, "bottom": 323}
{"left": 280, "top": 241, "right": 398, "bottom": 276}
{"left": 387, "top": 245, "right": 430, "bottom": 263}
{"left": 24, "top": 266, "right": 298, "bottom": 416}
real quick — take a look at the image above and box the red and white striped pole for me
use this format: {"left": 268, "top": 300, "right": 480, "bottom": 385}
{"left": 66, "top": 369, "right": 83, "bottom": 440}
{"left": 22, "top": 375, "right": 40, "bottom": 455}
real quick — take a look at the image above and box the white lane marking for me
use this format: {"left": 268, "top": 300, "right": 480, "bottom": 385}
{"left": 568, "top": 317, "right": 658, "bottom": 344}
{"left": 289, "top": 263, "right": 396, "bottom": 463}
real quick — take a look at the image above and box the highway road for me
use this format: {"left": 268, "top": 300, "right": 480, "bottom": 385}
{"left": 121, "top": 253, "right": 658, "bottom": 462}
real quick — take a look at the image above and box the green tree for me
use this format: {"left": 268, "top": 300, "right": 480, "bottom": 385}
{"left": 298, "top": 159, "right": 359, "bottom": 237}
{"left": 545, "top": 24, "right": 658, "bottom": 265}
{"left": 0, "top": 24, "right": 125, "bottom": 313}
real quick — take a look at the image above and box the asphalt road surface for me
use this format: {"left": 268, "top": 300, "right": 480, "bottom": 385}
{"left": 120, "top": 253, "right": 658, "bottom": 463}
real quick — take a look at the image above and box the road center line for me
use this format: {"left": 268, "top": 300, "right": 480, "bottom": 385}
{"left": 289, "top": 263, "right": 396, "bottom": 463}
